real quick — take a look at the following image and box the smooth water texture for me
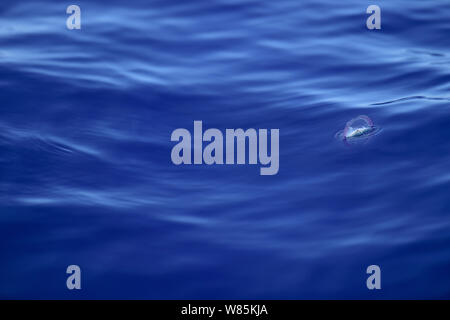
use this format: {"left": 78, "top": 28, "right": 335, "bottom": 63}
{"left": 1, "top": 0, "right": 450, "bottom": 299}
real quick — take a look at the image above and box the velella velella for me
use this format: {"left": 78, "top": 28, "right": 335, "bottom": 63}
{"left": 335, "top": 115, "right": 381, "bottom": 145}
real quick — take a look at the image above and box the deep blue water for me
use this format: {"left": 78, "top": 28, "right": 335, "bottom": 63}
{"left": 1, "top": 0, "right": 450, "bottom": 299}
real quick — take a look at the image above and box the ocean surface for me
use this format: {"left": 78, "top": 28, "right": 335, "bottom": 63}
{"left": 1, "top": 0, "right": 450, "bottom": 299}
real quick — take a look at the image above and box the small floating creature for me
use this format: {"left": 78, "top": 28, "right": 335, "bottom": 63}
{"left": 335, "top": 115, "right": 381, "bottom": 145}
{"left": 345, "top": 126, "right": 374, "bottom": 138}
